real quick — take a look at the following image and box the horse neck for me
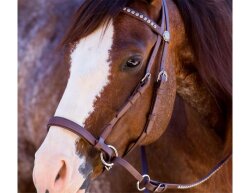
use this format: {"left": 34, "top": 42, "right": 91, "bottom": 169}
{"left": 144, "top": 95, "right": 231, "bottom": 192}
{"left": 173, "top": 64, "right": 231, "bottom": 155}
{"left": 172, "top": 95, "right": 226, "bottom": 158}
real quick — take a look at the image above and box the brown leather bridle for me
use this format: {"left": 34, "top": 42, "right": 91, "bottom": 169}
{"left": 47, "top": 0, "right": 231, "bottom": 192}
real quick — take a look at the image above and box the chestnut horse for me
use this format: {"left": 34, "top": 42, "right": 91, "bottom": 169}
{"left": 31, "top": 0, "right": 231, "bottom": 192}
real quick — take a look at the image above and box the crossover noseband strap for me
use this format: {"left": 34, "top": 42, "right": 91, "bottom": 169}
{"left": 47, "top": 0, "right": 231, "bottom": 192}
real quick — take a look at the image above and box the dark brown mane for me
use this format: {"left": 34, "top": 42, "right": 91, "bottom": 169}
{"left": 173, "top": 0, "right": 232, "bottom": 111}
{"left": 61, "top": 0, "right": 130, "bottom": 46}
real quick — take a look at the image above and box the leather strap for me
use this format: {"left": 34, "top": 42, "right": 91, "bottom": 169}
{"left": 140, "top": 146, "right": 150, "bottom": 193}
{"left": 114, "top": 153, "right": 232, "bottom": 192}
{"left": 48, "top": 117, "right": 114, "bottom": 157}
{"left": 124, "top": 0, "right": 170, "bottom": 154}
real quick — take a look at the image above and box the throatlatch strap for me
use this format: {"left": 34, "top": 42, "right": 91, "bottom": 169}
{"left": 114, "top": 153, "right": 232, "bottom": 192}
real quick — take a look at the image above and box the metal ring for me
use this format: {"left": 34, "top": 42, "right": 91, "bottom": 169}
{"left": 141, "top": 73, "right": 151, "bottom": 83}
{"left": 100, "top": 145, "right": 118, "bottom": 170}
{"left": 157, "top": 70, "right": 168, "bottom": 82}
{"left": 137, "top": 174, "right": 151, "bottom": 191}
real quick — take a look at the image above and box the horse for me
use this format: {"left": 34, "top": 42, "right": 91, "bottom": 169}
{"left": 31, "top": 0, "right": 232, "bottom": 192}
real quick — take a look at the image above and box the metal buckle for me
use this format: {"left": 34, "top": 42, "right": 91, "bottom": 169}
{"left": 154, "top": 183, "right": 166, "bottom": 192}
{"left": 157, "top": 70, "right": 168, "bottom": 82}
{"left": 141, "top": 73, "right": 151, "bottom": 84}
{"left": 137, "top": 174, "right": 151, "bottom": 191}
{"left": 100, "top": 145, "right": 118, "bottom": 171}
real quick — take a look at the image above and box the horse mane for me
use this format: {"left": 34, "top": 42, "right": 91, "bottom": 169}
{"left": 173, "top": 0, "right": 232, "bottom": 112}
{"left": 60, "top": 0, "right": 130, "bottom": 46}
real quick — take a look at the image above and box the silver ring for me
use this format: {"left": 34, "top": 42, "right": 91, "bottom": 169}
{"left": 137, "top": 174, "right": 151, "bottom": 191}
{"left": 100, "top": 145, "right": 118, "bottom": 170}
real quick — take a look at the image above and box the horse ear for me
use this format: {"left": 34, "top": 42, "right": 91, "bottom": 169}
{"left": 147, "top": 0, "right": 161, "bottom": 7}
{"left": 146, "top": 0, "right": 162, "bottom": 21}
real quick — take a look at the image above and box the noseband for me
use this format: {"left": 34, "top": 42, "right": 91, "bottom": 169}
{"left": 47, "top": 0, "right": 231, "bottom": 192}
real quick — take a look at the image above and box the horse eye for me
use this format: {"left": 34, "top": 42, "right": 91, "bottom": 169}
{"left": 126, "top": 57, "right": 141, "bottom": 68}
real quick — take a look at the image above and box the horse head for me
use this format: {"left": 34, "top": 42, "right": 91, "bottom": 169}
{"left": 32, "top": 0, "right": 232, "bottom": 192}
{"left": 33, "top": 0, "right": 178, "bottom": 192}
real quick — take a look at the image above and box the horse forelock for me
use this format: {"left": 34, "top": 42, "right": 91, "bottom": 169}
{"left": 60, "top": 0, "right": 130, "bottom": 46}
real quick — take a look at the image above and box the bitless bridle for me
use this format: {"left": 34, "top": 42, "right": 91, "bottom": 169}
{"left": 48, "top": 0, "right": 231, "bottom": 192}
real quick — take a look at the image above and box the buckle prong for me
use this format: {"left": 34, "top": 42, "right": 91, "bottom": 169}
{"left": 157, "top": 70, "right": 168, "bottom": 82}
{"left": 141, "top": 73, "right": 151, "bottom": 83}
{"left": 155, "top": 183, "right": 166, "bottom": 192}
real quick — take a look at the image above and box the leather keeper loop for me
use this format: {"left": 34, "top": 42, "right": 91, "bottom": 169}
{"left": 94, "top": 137, "right": 113, "bottom": 158}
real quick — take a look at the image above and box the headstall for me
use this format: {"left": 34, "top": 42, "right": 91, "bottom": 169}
{"left": 48, "top": 0, "right": 232, "bottom": 192}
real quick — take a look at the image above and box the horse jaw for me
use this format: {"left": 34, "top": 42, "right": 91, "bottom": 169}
{"left": 33, "top": 22, "right": 114, "bottom": 193}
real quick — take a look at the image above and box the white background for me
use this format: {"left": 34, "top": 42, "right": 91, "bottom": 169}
{"left": 0, "top": 0, "right": 249, "bottom": 192}
{"left": 0, "top": 0, "right": 17, "bottom": 192}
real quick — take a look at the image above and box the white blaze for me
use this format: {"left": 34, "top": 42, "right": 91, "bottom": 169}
{"left": 56, "top": 23, "right": 113, "bottom": 125}
{"left": 33, "top": 22, "right": 114, "bottom": 193}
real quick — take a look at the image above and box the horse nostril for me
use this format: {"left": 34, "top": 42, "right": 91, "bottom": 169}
{"left": 45, "top": 190, "right": 49, "bottom": 193}
{"left": 55, "top": 161, "right": 66, "bottom": 183}
{"left": 55, "top": 173, "right": 60, "bottom": 181}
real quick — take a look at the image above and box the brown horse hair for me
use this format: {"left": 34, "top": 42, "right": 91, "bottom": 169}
{"left": 61, "top": 0, "right": 232, "bottom": 113}
{"left": 173, "top": 0, "right": 232, "bottom": 113}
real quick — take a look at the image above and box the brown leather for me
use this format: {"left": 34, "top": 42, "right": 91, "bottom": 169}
{"left": 99, "top": 79, "right": 151, "bottom": 141}
{"left": 48, "top": 117, "right": 114, "bottom": 157}
{"left": 142, "top": 153, "right": 232, "bottom": 191}
{"left": 47, "top": 0, "right": 232, "bottom": 192}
